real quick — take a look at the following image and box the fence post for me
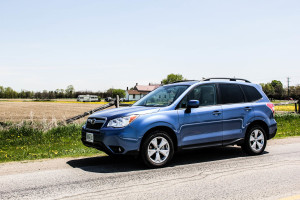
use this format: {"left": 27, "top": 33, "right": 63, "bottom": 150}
{"left": 115, "top": 95, "right": 119, "bottom": 108}
{"left": 298, "top": 100, "right": 300, "bottom": 114}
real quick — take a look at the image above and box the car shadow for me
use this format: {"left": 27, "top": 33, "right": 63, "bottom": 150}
{"left": 66, "top": 146, "right": 269, "bottom": 173}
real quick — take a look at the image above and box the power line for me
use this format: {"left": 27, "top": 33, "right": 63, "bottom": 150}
{"left": 287, "top": 77, "right": 290, "bottom": 97}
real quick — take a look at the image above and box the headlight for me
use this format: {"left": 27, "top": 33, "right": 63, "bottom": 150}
{"left": 107, "top": 115, "right": 139, "bottom": 128}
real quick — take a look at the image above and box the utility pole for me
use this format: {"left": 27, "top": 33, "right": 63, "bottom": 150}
{"left": 287, "top": 77, "right": 290, "bottom": 98}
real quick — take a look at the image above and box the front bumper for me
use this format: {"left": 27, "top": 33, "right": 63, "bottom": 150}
{"left": 81, "top": 126, "right": 140, "bottom": 156}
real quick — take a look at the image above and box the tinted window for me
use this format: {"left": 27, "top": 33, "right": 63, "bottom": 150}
{"left": 178, "top": 84, "right": 217, "bottom": 108}
{"left": 241, "top": 85, "right": 262, "bottom": 102}
{"left": 219, "top": 84, "right": 245, "bottom": 104}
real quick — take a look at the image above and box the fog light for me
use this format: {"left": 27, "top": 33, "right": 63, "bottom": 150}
{"left": 109, "top": 146, "right": 124, "bottom": 153}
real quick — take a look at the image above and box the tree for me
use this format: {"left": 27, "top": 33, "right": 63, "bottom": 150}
{"left": 106, "top": 88, "right": 126, "bottom": 98}
{"left": 3, "top": 87, "right": 18, "bottom": 98}
{"left": 289, "top": 85, "right": 300, "bottom": 99}
{"left": 260, "top": 83, "right": 275, "bottom": 97}
{"left": 65, "top": 85, "right": 75, "bottom": 98}
{"left": 162, "top": 74, "right": 185, "bottom": 84}
{"left": 261, "top": 80, "right": 286, "bottom": 99}
{"left": 271, "top": 80, "right": 284, "bottom": 99}
{"left": 34, "top": 92, "right": 42, "bottom": 99}
{"left": 41, "top": 90, "right": 49, "bottom": 99}
{"left": 0, "top": 86, "right": 4, "bottom": 98}
{"left": 55, "top": 89, "right": 65, "bottom": 98}
{"left": 48, "top": 91, "right": 55, "bottom": 99}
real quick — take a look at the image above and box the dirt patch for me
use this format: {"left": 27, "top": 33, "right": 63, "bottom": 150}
{"left": 0, "top": 102, "right": 114, "bottom": 123}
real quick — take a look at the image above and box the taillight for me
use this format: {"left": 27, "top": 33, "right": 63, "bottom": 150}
{"left": 266, "top": 103, "right": 275, "bottom": 114}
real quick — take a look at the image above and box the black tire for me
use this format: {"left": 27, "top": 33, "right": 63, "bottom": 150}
{"left": 141, "top": 131, "right": 174, "bottom": 168}
{"left": 242, "top": 125, "right": 267, "bottom": 155}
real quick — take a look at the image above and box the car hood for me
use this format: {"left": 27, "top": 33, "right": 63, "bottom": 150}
{"left": 89, "top": 106, "right": 160, "bottom": 119}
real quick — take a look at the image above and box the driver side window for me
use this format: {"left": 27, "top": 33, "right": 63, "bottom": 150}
{"left": 178, "top": 84, "right": 217, "bottom": 108}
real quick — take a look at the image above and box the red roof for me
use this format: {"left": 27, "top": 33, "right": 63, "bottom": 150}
{"left": 127, "top": 90, "right": 148, "bottom": 95}
{"left": 135, "top": 84, "right": 160, "bottom": 92}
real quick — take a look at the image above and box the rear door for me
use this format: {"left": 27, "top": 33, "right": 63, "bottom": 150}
{"left": 177, "top": 84, "right": 223, "bottom": 147}
{"left": 219, "top": 83, "right": 254, "bottom": 141}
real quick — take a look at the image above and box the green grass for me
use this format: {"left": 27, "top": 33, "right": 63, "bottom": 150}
{"left": 274, "top": 113, "right": 300, "bottom": 138}
{"left": 0, "top": 122, "right": 104, "bottom": 163}
{"left": 0, "top": 114, "right": 299, "bottom": 163}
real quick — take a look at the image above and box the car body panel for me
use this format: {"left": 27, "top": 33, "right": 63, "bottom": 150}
{"left": 222, "top": 102, "right": 254, "bottom": 140}
{"left": 178, "top": 105, "right": 223, "bottom": 146}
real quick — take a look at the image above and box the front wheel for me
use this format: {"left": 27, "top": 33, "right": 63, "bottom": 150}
{"left": 141, "top": 131, "right": 174, "bottom": 168}
{"left": 242, "top": 125, "right": 267, "bottom": 155}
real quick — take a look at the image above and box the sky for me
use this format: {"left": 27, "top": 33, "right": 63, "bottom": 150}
{"left": 0, "top": 0, "right": 299, "bottom": 92}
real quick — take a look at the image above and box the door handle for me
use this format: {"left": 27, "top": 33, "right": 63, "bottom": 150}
{"left": 213, "top": 111, "right": 222, "bottom": 116}
{"left": 244, "top": 107, "right": 252, "bottom": 111}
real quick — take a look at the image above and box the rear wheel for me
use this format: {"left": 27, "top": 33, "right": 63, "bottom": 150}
{"left": 242, "top": 125, "right": 267, "bottom": 155}
{"left": 141, "top": 131, "right": 174, "bottom": 168}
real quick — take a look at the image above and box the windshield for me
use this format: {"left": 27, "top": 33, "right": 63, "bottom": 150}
{"left": 133, "top": 85, "right": 189, "bottom": 107}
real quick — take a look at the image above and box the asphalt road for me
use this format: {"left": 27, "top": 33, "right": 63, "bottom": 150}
{"left": 1, "top": 137, "right": 300, "bottom": 200}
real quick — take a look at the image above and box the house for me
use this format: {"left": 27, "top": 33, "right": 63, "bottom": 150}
{"left": 125, "top": 83, "right": 160, "bottom": 101}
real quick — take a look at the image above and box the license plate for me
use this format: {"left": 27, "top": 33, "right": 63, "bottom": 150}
{"left": 86, "top": 132, "right": 94, "bottom": 143}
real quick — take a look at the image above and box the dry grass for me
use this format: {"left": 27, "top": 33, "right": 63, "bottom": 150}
{"left": 0, "top": 98, "right": 79, "bottom": 102}
{"left": 0, "top": 101, "right": 114, "bottom": 124}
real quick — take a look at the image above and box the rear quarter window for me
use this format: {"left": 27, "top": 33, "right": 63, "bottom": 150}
{"left": 219, "top": 84, "right": 245, "bottom": 104}
{"left": 241, "top": 85, "right": 262, "bottom": 102}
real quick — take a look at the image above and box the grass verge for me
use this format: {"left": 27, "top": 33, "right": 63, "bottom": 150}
{"left": 0, "top": 114, "right": 299, "bottom": 163}
{"left": 0, "top": 122, "right": 104, "bottom": 163}
{"left": 274, "top": 114, "right": 300, "bottom": 138}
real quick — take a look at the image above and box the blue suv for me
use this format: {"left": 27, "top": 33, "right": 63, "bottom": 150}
{"left": 82, "top": 78, "right": 277, "bottom": 167}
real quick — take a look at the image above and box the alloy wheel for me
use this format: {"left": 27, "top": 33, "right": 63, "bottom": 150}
{"left": 147, "top": 137, "right": 170, "bottom": 164}
{"left": 249, "top": 129, "right": 265, "bottom": 152}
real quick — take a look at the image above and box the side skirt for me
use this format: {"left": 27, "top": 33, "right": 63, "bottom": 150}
{"left": 179, "top": 138, "right": 244, "bottom": 151}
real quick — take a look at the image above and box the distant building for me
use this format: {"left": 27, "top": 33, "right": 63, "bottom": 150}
{"left": 77, "top": 95, "right": 99, "bottom": 102}
{"left": 125, "top": 83, "right": 160, "bottom": 101}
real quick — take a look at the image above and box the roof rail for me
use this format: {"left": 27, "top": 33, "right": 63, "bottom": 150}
{"left": 202, "top": 77, "right": 251, "bottom": 83}
{"left": 171, "top": 80, "right": 198, "bottom": 83}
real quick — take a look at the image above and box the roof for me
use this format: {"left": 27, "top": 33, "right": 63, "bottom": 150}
{"left": 135, "top": 85, "right": 160, "bottom": 92}
{"left": 127, "top": 90, "right": 148, "bottom": 95}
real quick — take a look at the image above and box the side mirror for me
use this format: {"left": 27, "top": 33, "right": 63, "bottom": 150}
{"left": 185, "top": 100, "right": 199, "bottom": 113}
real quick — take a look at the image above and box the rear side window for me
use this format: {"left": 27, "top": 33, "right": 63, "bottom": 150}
{"left": 219, "top": 84, "right": 245, "bottom": 104}
{"left": 241, "top": 85, "right": 262, "bottom": 102}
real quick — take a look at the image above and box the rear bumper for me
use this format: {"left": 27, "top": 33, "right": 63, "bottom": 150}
{"left": 268, "top": 123, "right": 277, "bottom": 139}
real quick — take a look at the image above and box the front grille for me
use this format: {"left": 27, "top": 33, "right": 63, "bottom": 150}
{"left": 86, "top": 117, "right": 106, "bottom": 130}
